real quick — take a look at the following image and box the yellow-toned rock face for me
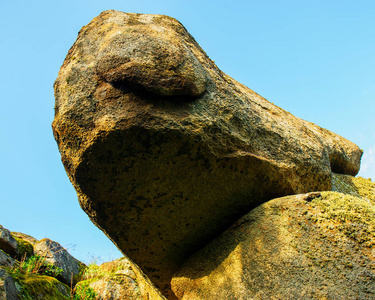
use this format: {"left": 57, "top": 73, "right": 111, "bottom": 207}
{"left": 53, "top": 10, "right": 362, "bottom": 297}
{"left": 94, "top": 20, "right": 207, "bottom": 97}
{"left": 76, "top": 257, "right": 166, "bottom": 300}
{"left": 172, "top": 176, "right": 375, "bottom": 299}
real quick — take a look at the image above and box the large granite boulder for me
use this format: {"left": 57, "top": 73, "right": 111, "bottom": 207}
{"left": 52, "top": 10, "right": 362, "bottom": 296}
{"left": 172, "top": 175, "right": 375, "bottom": 299}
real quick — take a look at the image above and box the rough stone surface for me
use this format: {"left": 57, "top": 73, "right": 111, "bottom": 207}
{"left": 34, "top": 238, "right": 84, "bottom": 286}
{"left": 100, "top": 257, "right": 166, "bottom": 300}
{"left": 89, "top": 276, "right": 141, "bottom": 300}
{"left": 53, "top": 10, "right": 363, "bottom": 296}
{"left": 0, "top": 269, "right": 21, "bottom": 300}
{"left": 172, "top": 176, "right": 375, "bottom": 300}
{"left": 14, "top": 273, "right": 71, "bottom": 300}
{"left": 0, "top": 225, "right": 19, "bottom": 259}
{"left": 11, "top": 232, "right": 38, "bottom": 246}
{"left": 76, "top": 257, "right": 166, "bottom": 300}
{"left": 0, "top": 250, "right": 15, "bottom": 268}
{"left": 11, "top": 235, "right": 34, "bottom": 259}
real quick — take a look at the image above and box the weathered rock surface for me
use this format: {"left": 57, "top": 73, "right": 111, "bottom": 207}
{"left": 11, "top": 232, "right": 38, "bottom": 246}
{"left": 12, "top": 237, "right": 34, "bottom": 260}
{"left": 34, "top": 238, "right": 84, "bottom": 286}
{"left": 172, "top": 175, "right": 375, "bottom": 299}
{"left": 76, "top": 257, "right": 166, "bottom": 300}
{"left": 0, "top": 250, "right": 15, "bottom": 268}
{"left": 52, "top": 10, "right": 363, "bottom": 296}
{"left": 100, "top": 257, "right": 167, "bottom": 300}
{"left": 0, "top": 226, "right": 19, "bottom": 259}
{"left": 12, "top": 273, "right": 71, "bottom": 300}
{"left": 0, "top": 269, "right": 21, "bottom": 300}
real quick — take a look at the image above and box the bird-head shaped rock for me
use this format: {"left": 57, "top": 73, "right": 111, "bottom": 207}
{"left": 53, "top": 10, "right": 362, "bottom": 299}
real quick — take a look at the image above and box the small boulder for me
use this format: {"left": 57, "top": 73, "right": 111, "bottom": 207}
{"left": 0, "top": 225, "right": 19, "bottom": 258}
{"left": 34, "top": 238, "right": 84, "bottom": 286}
{"left": 75, "top": 257, "right": 166, "bottom": 300}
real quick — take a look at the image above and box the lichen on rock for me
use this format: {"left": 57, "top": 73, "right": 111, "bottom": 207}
{"left": 14, "top": 273, "right": 70, "bottom": 300}
{"left": 332, "top": 173, "right": 375, "bottom": 203}
{"left": 172, "top": 178, "right": 375, "bottom": 299}
{"left": 14, "top": 237, "right": 34, "bottom": 260}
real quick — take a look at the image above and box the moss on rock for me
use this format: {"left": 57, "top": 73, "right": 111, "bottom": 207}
{"left": 172, "top": 181, "right": 375, "bottom": 299}
{"left": 13, "top": 273, "right": 70, "bottom": 300}
{"left": 14, "top": 237, "right": 34, "bottom": 260}
{"left": 73, "top": 257, "right": 166, "bottom": 300}
{"left": 73, "top": 278, "right": 97, "bottom": 300}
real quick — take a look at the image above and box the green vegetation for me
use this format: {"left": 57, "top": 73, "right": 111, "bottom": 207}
{"left": 14, "top": 237, "right": 33, "bottom": 260}
{"left": 71, "top": 261, "right": 99, "bottom": 300}
{"left": 73, "top": 279, "right": 97, "bottom": 300}
{"left": 79, "top": 260, "right": 103, "bottom": 280}
{"left": 5, "top": 254, "right": 70, "bottom": 299}
{"left": 73, "top": 262, "right": 88, "bottom": 286}
{"left": 14, "top": 273, "right": 70, "bottom": 300}
{"left": 9, "top": 254, "right": 63, "bottom": 278}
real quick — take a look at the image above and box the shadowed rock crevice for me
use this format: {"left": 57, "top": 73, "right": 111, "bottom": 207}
{"left": 73, "top": 127, "right": 294, "bottom": 293}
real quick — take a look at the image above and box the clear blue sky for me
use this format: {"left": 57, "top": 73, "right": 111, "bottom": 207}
{"left": 1, "top": 0, "right": 374, "bottom": 264}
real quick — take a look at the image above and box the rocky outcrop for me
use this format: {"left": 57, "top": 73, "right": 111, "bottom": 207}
{"left": 52, "top": 10, "right": 363, "bottom": 296}
{"left": 0, "top": 224, "right": 164, "bottom": 299}
{"left": 34, "top": 238, "right": 84, "bottom": 286}
{"left": 0, "top": 226, "right": 19, "bottom": 259}
{"left": 172, "top": 175, "right": 375, "bottom": 299}
{"left": 0, "top": 227, "right": 78, "bottom": 299}
{"left": 76, "top": 257, "right": 166, "bottom": 300}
